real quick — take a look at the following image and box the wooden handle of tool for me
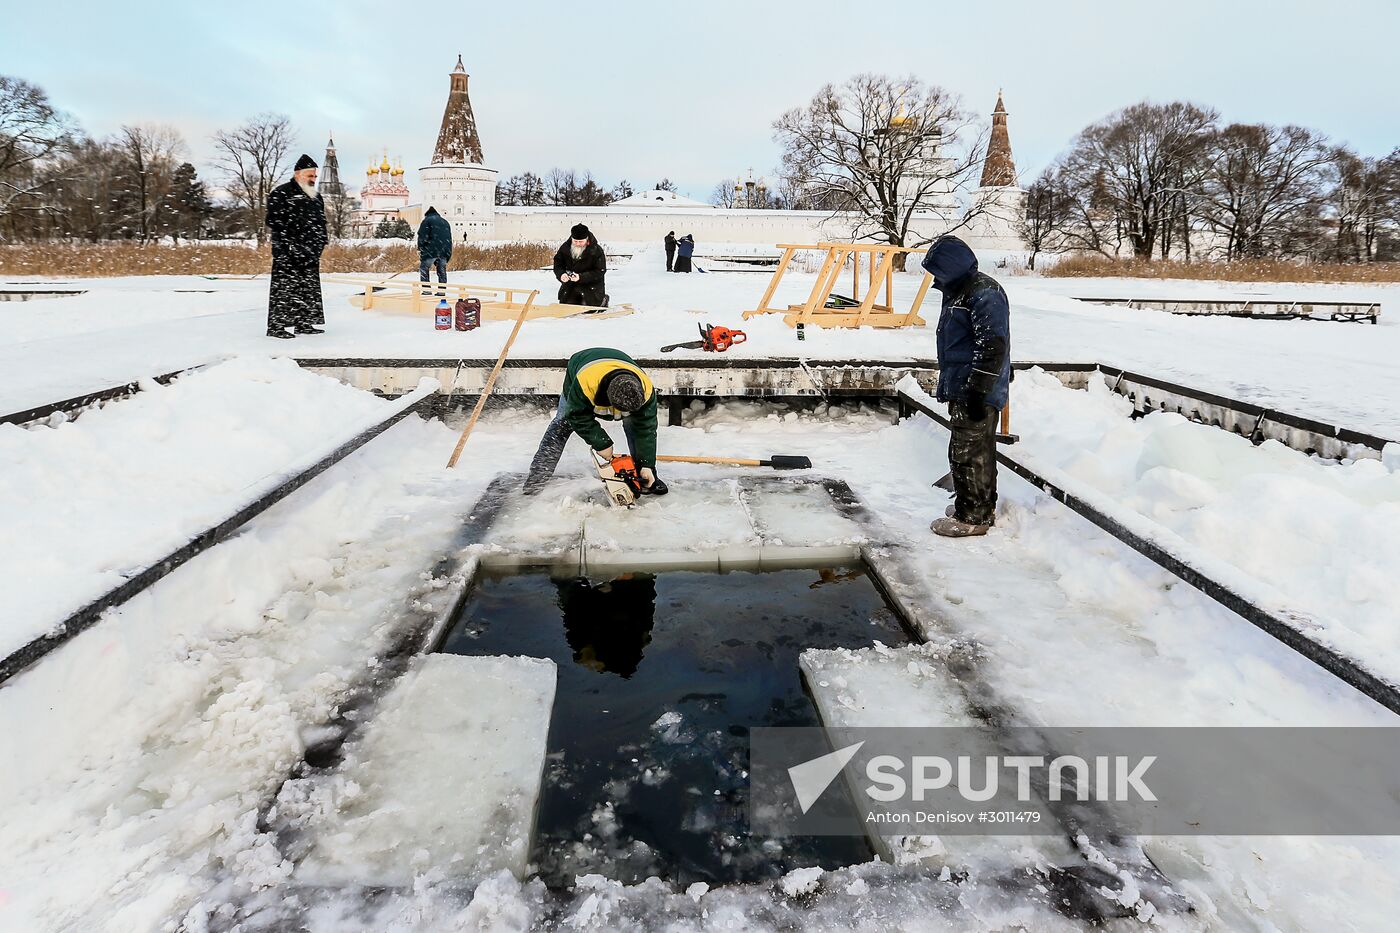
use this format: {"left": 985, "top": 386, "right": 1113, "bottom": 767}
{"left": 656, "top": 455, "right": 762, "bottom": 466}
{"left": 999, "top": 401, "right": 1011, "bottom": 436}
{"left": 446, "top": 290, "right": 537, "bottom": 468}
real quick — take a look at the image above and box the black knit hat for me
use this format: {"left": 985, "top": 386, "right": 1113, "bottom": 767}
{"left": 294, "top": 153, "right": 318, "bottom": 171}
{"left": 570, "top": 223, "right": 590, "bottom": 240}
{"left": 606, "top": 373, "right": 645, "bottom": 412}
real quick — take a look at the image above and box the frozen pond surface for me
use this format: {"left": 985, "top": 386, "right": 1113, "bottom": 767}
{"left": 438, "top": 566, "right": 913, "bottom": 887}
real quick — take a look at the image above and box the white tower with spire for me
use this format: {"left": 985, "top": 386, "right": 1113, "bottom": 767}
{"left": 963, "top": 91, "right": 1026, "bottom": 251}
{"left": 419, "top": 54, "right": 498, "bottom": 240}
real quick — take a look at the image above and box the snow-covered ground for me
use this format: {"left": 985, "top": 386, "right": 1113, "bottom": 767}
{"left": 1008, "top": 367, "right": 1400, "bottom": 684}
{"left": 3, "top": 252, "right": 1400, "bottom": 931}
{"left": 4, "top": 248, "right": 1399, "bottom": 436}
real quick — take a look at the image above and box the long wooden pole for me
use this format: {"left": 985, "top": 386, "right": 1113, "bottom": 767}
{"left": 445, "top": 290, "right": 538, "bottom": 468}
{"left": 657, "top": 455, "right": 763, "bottom": 467}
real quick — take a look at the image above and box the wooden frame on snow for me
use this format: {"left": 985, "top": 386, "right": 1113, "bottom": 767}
{"left": 742, "top": 242, "right": 933, "bottom": 329}
{"left": 343, "top": 276, "right": 632, "bottom": 321}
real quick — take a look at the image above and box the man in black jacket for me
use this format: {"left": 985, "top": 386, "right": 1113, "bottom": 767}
{"left": 553, "top": 223, "right": 607, "bottom": 306}
{"left": 664, "top": 231, "right": 677, "bottom": 272}
{"left": 922, "top": 236, "right": 1012, "bottom": 538}
{"left": 417, "top": 206, "right": 453, "bottom": 294}
{"left": 265, "top": 154, "right": 328, "bottom": 338}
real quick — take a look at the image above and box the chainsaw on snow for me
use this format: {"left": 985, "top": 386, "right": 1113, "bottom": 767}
{"left": 660, "top": 322, "right": 747, "bottom": 353}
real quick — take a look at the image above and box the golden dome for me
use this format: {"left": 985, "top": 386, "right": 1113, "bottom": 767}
{"left": 366, "top": 162, "right": 376, "bottom": 176}
{"left": 379, "top": 155, "right": 392, "bottom": 173}
{"left": 391, "top": 157, "right": 404, "bottom": 177}
{"left": 890, "top": 102, "right": 911, "bottom": 128}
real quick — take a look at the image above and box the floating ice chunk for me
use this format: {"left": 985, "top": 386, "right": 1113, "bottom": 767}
{"left": 800, "top": 643, "right": 1079, "bottom": 871}
{"left": 780, "top": 865, "right": 824, "bottom": 897}
{"left": 291, "top": 654, "right": 556, "bottom": 886}
{"left": 649, "top": 710, "right": 694, "bottom": 745}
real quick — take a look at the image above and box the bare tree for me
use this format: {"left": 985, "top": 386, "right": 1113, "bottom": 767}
{"left": 1322, "top": 146, "right": 1400, "bottom": 262}
{"left": 1197, "top": 123, "right": 1331, "bottom": 260}
{"left": 772, "top": 73, "right": 986, "bottom": 267}
{"left": 115, "top": 124, "right": 185, "bottom": 242}
{"left": 1057, "top": 101, "right": 1217, "bottom": 260}
{"left": 544, "top": 167, "right": 578, "bottom": 206}
{"left": 0, "top": 76, "right": 75, "bottom": 234}
{"left": 323, "top": 190, "right": 355, "bottom": 239}
{"left": 212, "top": 113, "right": 293, "bottom": 243}
{"left": 1017, "top": 168, "right": 1076, "bottom": 270}
{"left": 711, "top": 177, "right": 738, "bottom": 208}
{"left": 32, "top": 137, "right": 122, "bottom": 240}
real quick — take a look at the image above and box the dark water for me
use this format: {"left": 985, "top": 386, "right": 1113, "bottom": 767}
{"left": 437, "top": 566, "right": 912, "bottom": 888}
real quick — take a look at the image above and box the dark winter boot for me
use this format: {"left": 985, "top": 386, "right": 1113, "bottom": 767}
{"left": 643, "top": 476, "right": 669, "bottom": 496}
{"left": 931, "top": 515, "right": 991, "bottom": 538}
{"left": 266, "top": 328, "right": 295, "bottom": 339}
{"left": 295, "top": 325, "right": 325, "bottom": 335}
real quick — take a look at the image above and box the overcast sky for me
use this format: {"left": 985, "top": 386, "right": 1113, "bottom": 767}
{"left": 4, "top": 0, "right": 1397, "bottom": 201}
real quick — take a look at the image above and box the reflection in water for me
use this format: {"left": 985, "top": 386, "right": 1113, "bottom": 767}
{"left": 439, "top": 567, "right": 908, "bottom": 887}
{"left": 555, "top": 574, "right": 657, "bottom": 678}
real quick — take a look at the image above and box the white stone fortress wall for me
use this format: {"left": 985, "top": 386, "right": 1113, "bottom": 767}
{"left": 491, "top": 206, "right": 860, "bottom": 249}
{"left": 418, "top": 163, "right": 499, "bottom": 240}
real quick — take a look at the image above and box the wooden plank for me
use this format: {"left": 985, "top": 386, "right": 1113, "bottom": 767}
{"left": 853, "top": 249, "right": 897, "bottom": 327}
{"left": 746, "top": 245, "right": 796, "bottom": 318}
{"left": 782, "top": 310, "right": 924, "bottom": 329}
{"left": 794, "top": 247, "right": 842, "bottom": 323}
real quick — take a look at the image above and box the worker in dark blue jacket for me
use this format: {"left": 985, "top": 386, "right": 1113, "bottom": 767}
{"left": 921, "top": 236, "right": 1011, "bottom": 538}
{"left": 417, "top": 206, "right": 453, "bottom": 292}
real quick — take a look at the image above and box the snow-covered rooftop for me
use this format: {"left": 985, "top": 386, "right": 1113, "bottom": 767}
{"left": 610, "top": 188, "right": 715, "bottom": 208}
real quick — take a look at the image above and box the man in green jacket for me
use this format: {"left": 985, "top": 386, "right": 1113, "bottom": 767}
{"left": 523, "top": 347, "right": 668, "bottom": 496}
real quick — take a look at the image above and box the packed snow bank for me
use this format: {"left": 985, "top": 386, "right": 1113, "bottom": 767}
{"left": 285, "top": 654, "right": 557, "bottom": 886}
{"left": 0, "top": 413, "right": 478, "bottom": 932}
{"left": 801, "top": 642, "right": 1079, "bottom": 872}
{"left": 0, "top": 356, "right": 411, "bottom": 657}
{"left": 1007, "top": 367, "right": 1400, "bottom": 683}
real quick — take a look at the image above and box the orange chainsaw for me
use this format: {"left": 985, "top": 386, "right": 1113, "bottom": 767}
{"left": 593, "top": 451, "right": 643, "bottom": 507}
{"left": 661, "top": 323, "right": 747, "bottom": 353}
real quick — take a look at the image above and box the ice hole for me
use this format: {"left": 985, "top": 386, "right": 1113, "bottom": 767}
{"left": 436, "top": 564, "right": 915, "bottom": 888}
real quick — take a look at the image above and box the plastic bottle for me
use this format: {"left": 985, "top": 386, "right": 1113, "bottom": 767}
{"left": 435, "top": 298, "right": 451, "bottom": 330}
{"left": 455, "top": 297, "right": 481, "bottom": 331}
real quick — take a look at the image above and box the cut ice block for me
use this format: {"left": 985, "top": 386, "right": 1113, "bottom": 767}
{"left": 477, "top": 477, "right": 593, "bottom": 569}
{"left": 293, "top": 654, "right": 557, "bottom": 885}
{"left": 583, "top": 480, "right": 760, "bottom": 567}
{"left": 800, "top": 643, "right": 1078, "bottom": 870}
{"left": 745, "top": 483, "right": 868, "bottom": 548}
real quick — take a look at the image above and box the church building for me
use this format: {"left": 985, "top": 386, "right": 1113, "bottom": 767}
{"left": 410, "top": 56, "right": 1025, "bottom": 252}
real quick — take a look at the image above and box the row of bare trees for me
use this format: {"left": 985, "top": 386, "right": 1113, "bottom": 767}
{"left": 0, "top": 75, "right": 334, "bottom": 243}
{"left": 495, "top": 171, "right": 685, "bottom": 207}
{"left": 1020, "top": 101, "right": 1400, "bottom": 268}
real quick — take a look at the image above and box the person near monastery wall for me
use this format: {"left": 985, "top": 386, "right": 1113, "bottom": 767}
{"left": 417, "top": 206, "right": 453, "bottom": 292}
{"left": 553, "top": 223, "right": 608, "bottom": 306}
{"left": 664, "top": 231, "right": 677, "bottom": 272}
{"left": 265, "top": 154, "right": 327, "bottom": 338}
{"left": 922, "top": 235, "right": 1011, "bottom": 538}
{"left": 674, "top": 234, "right": 695, "bottom": 273}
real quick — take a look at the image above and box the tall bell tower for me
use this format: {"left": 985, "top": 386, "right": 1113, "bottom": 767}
{"left": 965, "top": 91, "right": 1026, "bottom": 251}
{"left": 418, "top": 54, "right": 497, "bottom": 240}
